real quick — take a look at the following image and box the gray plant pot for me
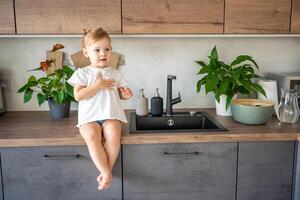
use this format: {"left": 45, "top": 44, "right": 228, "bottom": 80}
{"left": 48, "top": 98, "right": 71, "bottom": 119}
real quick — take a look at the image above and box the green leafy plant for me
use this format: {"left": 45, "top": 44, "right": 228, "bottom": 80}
{"left": 17, "top": 44, "right": 75, "bottom": 105}
{"left": 195, "top": 46, "right": 266, "bottom": 110}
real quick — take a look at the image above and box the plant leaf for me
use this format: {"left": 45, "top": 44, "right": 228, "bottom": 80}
{"left": 52, "top": 91, "right": 59, "bottom": 104}
{"left": 215, "top": 93, "right": 220, "bottom": 103}
{"left": 225, "top": 92, "right": 234, "bottom": 111}
{"left": 240, "top": 80, "right": 252, "bottom": 91}
{"left": 211, "top": 46, "right": 218, "bottom": 60}
{"left": 27, "top": 67, "right": 41, "bottom": 71}
{"left": 205, "top": 76, "right": 219, "bottom": 93}
{"left": 252, "top": 83, "right": 266, "bottom": 97}
{"left": 37, "top": 93, "right": 46, "bottom": 106}
{"left": 249, "top": 58, "right": 259, "bottom": 69}
{"left": 195, "top": 61, "right": 207, "bottom": 67}
{"left": 24, "top": 89, "right": 33, "bottom": 103}
{"left": 219, "top": 78, "right": 229, "bottom": 94}
{"left": 38, "top": 77, "right": 48, "bottom": 84}
{"left": 230, "top": 55, "right": 251, "bottom": 66}
{"left": 231, "top": 71, "right": 240, "bottom": 82}
{"left": 197, "top": 66, "right": 211, "bottom": 74}
{"left": 58, "top": 91, "right": 64, "bottom": 104}
{"left": 55, "top": 69, "right": 64, "bottom": 79}
{"left": 49, "top": 79, "right": 56, "bottom": 88}
{"left": 66, "top": 83, "right": 74, "bottom": 97}
{"left": 196, "top": 77, "right": 206, "bottom": 93}
{"left": 63, "top": 66, "right": 74, "bottom": 76}
{"left": 237, "top": 86, "right": 249, "bottom": 95}
{"left": 210, "top": 58, "right": 218, "bottom": 69}
{"left": 28, "top": 75, "right": 37, "bottom": 83}
{"left": 17, "top": 84, "right": 28, "bottom": 93}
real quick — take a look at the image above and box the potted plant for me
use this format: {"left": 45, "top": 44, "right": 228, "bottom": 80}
{"left": 17, "top": 44, "right": 76, "bottom": 119}
{"left": 195, "top": 46, "right": 266, "bottom": 116}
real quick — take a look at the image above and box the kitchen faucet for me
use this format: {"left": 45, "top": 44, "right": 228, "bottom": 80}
{"left": 166, "top": 75, "right": 181, "bottom": 116}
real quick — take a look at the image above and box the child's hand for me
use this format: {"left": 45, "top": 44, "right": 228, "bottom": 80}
{"left": 94, "top": 73, "right": 116, "bottom": 91}
{"left": 118, "top": 87, "right": 133, "bottom": 100}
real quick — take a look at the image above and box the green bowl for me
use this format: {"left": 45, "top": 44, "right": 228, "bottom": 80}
{"left": 231, "top": 99, "right": 274, "bottom": 125}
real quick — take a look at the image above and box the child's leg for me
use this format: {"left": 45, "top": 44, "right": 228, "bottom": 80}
{"left": 79, "top": 122, "right": 112, "bottom": 190}
{"left": 102, "top": 119, "right": 122, "bottom": 170}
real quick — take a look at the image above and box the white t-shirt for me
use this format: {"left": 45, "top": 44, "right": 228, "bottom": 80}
{"left": 67, "top": 66, "right": 128, "bottom": 127}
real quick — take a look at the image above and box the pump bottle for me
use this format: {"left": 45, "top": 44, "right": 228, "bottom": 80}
{"left": 136, "top": 89, "right": 148, "bottom": 116}
{"left": 151, "top": 88, "right": 163, "bottom": 117}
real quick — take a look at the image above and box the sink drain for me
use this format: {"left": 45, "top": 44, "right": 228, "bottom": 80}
{"left": 167, "top": 119, "right": 175, "bottom": 126}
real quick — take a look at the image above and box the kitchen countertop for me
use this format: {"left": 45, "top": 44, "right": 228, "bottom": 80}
{"left": 0, "top": 109, "right": 299, "bottom": 147}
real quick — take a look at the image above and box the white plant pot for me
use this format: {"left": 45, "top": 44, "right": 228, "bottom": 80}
{"left": 215, "top": 95, "right": 232, "bottom": 116}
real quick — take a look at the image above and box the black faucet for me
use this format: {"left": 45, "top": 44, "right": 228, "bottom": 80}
{"left": 166, "top": 75, "right": 181, "bottom": 116}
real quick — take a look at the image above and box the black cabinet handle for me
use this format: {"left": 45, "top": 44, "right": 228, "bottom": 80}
{"left": 43, "top": 154, "right": 81, "bottom": 159}
{"left": 163, "top": 151, "right": 200, "bottom": 156}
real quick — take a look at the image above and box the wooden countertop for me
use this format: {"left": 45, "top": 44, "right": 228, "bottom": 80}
{"left": 0, "top": 109, "right": 299, "bottom": 147}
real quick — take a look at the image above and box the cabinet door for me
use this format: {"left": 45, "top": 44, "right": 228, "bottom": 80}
{"left": 237, "top": 141, "right": 294, "bottom": 200}
{"left": 291, "top": 0, "right": 300, "bottom": 33}
{"left": 0, "top": 154, "right": 3, "bottom": 200}
{"left": 15, "top": 0, "right": 121, "bottom": 34}
{"left": 123, "top": 143, "right": 237, "bottom": 200}
{"left": 225, "top": 0, "right": 291, "bottom": 33}
{"left": 1, "top": 146, "right": 122, "bottom": 200}
{"left": 293, "top": 142, "right": 300, "bottom": 200}
{"left": 0, "top": 0, "right": 15, "bottom": 34}
{"left": 122, "top": 0, "right": 224, "bottom": 34}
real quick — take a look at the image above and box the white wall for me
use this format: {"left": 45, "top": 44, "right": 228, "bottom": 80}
{"left": 0, "top": 36, "right": 300, "bottom": 111}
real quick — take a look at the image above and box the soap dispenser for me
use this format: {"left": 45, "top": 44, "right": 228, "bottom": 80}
{"left": 136, "top": 89, "right": 149, "bottom": 116}
{"left": 151, "top": 88, "right": 163, "bottom": 117}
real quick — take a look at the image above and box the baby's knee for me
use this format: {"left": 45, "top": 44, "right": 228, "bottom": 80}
{"left": 104, "top": 119, "right": 121, "bottom": 129}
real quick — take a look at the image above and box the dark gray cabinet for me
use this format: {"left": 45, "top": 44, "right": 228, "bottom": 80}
{"left": 237, "top": 141, "right": 295, "bottom": 200}
{"left": 0, "top": 154, "right": 3, "bottom": 200}
{"left": 1, "top": 146, "right": 122, "bottom": 200}
{"left": 122, "top": 143, "right": 237, "bottom": 200}
{"left": 293, "top": 142, "right": 300, "bottom": 200}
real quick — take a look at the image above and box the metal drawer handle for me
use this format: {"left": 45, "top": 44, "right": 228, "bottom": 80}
{"left": 43, "top": 154, "right": 81, "bottom": 159}
{"left": 163, "top": 151, "right": 200, "bottom": 156}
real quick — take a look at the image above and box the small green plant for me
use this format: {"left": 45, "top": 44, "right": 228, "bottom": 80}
{"left": 195, "top": 46, "right": 266, "bottom": 109}
{"left": 18, "top": 66, "right": 75, "bottom": 105}
{"left": 17, "top": 44, "right": 75, "bottom": 105}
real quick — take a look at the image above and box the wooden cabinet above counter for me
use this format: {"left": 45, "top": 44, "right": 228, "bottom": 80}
{"left": 224, "top": 0, "right": 291, "bottom": 33}
{"left": 0, "top": 0, "right": 15, "bottom": 34}
{"left": 1, "top": 0, "right": 299, "bottom": 34}
{"left": 14, "top": 0, "right": 121, "bottom": 34}
{"left": 122, "top": 0, "right": 224, "bottom": 34}
{"left": 291, "top": 0, "right": 300, "bottom": 33}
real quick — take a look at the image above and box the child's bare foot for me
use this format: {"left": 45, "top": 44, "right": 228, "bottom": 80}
{"left": 97, "top": 173, "right": 112, "bottom": 190}
{"left": 96, "top": 174, "right": 103, "bottom": 190}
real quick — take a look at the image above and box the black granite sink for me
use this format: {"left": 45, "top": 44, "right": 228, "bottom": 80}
{"left": 129, "top": 111, "right": 227, "bottom": 133}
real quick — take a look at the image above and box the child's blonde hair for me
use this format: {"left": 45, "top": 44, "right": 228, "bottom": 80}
{"left": 82, "top": 27, "right": 111, "bottom": 49}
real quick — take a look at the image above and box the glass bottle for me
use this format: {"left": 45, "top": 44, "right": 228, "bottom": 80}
{"left": 278, "top": 89, "right": 299, "bottom": 123}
